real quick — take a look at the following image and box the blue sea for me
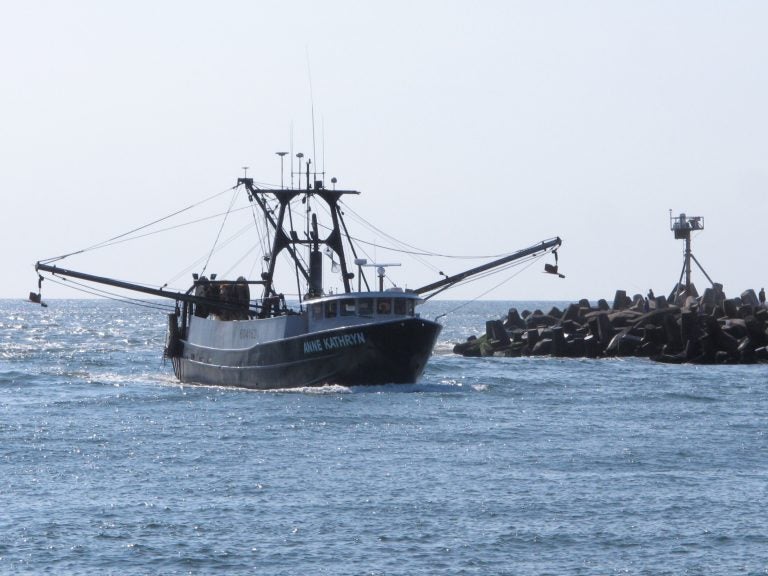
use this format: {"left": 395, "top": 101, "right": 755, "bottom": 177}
{"left": 1, "top": 299, "right": 767, "bottom": 575}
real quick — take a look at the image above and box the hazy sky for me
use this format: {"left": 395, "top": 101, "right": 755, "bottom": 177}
{"left": 3, "top": 1, "right": 767, "bottom": 303}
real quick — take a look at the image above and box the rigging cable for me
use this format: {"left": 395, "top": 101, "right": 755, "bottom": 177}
{"left": 339, "top": 201, "right": 515, "bottom": 259}
{"left": 432, "top": 252, "right": 545, "bottom": 321}
{"left": 424, "top": 256, "right": 535, "bottom": 300}
{"left": 319, "top": 201, "right": 443, "bottom": 272}
{"left": 222, "top": 229, "right": 266, "bottom": 279}
{"left": 314, "top": 197, "right": 542, "bottom": 293}
{"left": 320, "top": 203, "right": 540, "bottom": 290}
{"left": 164, "top": 221, "right": 255, "bottom": 287}
{"left": 43, "top": 275, "right": 176, "bottom": 313}
{"left": 242, "top": 186, "right": 271, "bottom": 280}
{"left": 39, "top": 184, "right": 238, "bottom": 264}
{"left": 69, "top": 205, "right": 254, "bottom": 255}
{"left": 200, "top": 186, "right": 240, "bottom": 278}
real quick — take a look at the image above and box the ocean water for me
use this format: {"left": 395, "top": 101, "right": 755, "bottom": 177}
{"left": 1, "top": 298, "right": 767, "bottom": 575}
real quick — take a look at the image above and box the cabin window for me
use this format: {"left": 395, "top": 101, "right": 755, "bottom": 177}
{"left": 325, "top": 301, "right": 338, "bottom": 318}
{"left": 341, "top": 299, "right": 356, "bottom": 316}
{"left": 376, "top": 298, "right": 392, "bottom": 315}
{"left": 394, "top": 298, "right": 406, "bottom": 315}
{"left": 406, "top": 300, "right": 415, "bottom": 316}
{"left": 358, "top": 298, "right": 373, "bottom": 316}
{"left": 311, "top": 303, "right": 323, "bottom": 321}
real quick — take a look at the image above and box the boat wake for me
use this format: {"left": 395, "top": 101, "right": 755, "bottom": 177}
{"left": 432, "top": 342, "right": 458, "bottom": 355}
{"left": 165, "top": 379, "right": 479, "bottom": 394}
{"left": 275, "top": 380, "right": 483, "bottom": 394}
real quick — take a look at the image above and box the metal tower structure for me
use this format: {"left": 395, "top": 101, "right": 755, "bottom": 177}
{"left": 669, "top": 210, "right": 714, "bottom": 293}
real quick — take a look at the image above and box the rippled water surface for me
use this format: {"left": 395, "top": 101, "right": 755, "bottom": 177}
{"left": 1, "top": 299, "right": 767, "bottom": 575}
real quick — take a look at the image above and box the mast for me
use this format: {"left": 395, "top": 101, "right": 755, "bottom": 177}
{"left": 316, "top": 188, "right": 355, "bottom": 293}
{"left": 238, "top": 175, "right": 359, "bottom": 298}
{"left": 259, "top": 187, "right": 304, "bottom": 298}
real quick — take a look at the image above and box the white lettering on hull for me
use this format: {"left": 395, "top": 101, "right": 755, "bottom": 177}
{"left": 239, "top": 328, "right": 259, "bottom": 340}
{"left": 303, "top": 332, "right": 366, "bottom": 354}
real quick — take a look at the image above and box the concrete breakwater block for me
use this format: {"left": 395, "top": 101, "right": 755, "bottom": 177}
{"left": 452, "top": 283, "right": 768, "bottom": 364}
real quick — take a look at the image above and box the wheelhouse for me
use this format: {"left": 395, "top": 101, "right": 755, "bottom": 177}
{"left": 307, "top": 291, "right": 420, "bottom": 329}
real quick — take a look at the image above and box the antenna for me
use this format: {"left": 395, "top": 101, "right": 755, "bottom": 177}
{"left": 275, "top": 153, "right": 288, "bottom": 188}
{"left": 355, "top": 259, "right": 402, "bottom": 291}
{"left": 306, "top": 47, "right": 317, "bottom": 185}
{"left": 321, "top": 116, "right": 325, "bottom": 182}
{"left": 296, "top": 152, "right": 304, "bottom": 189}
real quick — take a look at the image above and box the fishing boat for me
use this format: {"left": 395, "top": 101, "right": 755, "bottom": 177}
{"left": 34, "top": 157, "right": 562, "bottom": 390}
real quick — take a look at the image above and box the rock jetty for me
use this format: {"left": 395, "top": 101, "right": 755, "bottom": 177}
{"left": 453, "top": 285, "right": 768, "bottom": 364}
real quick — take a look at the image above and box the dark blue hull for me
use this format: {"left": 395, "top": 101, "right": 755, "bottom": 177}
{"left": 173, "top": 317, "right": 442, "bottom": 390}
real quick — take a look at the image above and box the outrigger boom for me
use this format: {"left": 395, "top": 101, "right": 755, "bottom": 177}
{"left": 413, "top": 237, "right": 562, "bottom": 298}
{"left": 34, "top": 262, "right": 264, "bottom": 316}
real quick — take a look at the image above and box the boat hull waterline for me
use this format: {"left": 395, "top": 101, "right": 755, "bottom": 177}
{"left": 172, "top": 317, "right": 442, "bottom": 390}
